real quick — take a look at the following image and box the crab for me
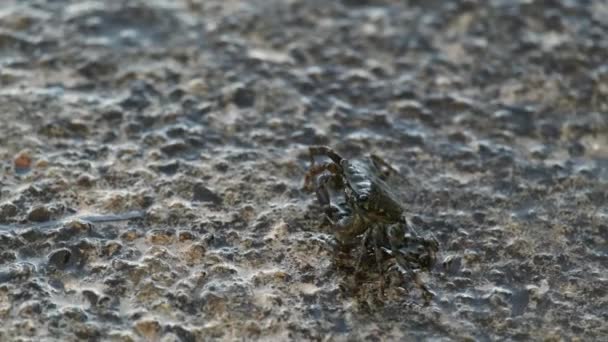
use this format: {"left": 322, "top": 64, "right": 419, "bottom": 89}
{"left": 304, "top": 145, "right": 438, "bottom": 299}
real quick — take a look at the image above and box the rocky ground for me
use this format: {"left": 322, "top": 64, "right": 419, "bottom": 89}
{"left": 1, "top": 0, "right": 607, "bottom": 341}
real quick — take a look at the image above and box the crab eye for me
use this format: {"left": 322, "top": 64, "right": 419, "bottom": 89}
{"left": 357, "top": 194, "right": 369, "bottom": 202}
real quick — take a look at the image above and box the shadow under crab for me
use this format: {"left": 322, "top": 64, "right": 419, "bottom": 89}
{"left": 304, "top": 145, "right": 439, "bottom": 300}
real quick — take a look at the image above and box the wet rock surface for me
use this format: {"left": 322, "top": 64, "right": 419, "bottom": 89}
{"left": 1, "top": 0, "right": 607, "bottom": 340}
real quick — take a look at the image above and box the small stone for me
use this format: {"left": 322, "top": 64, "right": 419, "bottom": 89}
{"left": 61, "top": 307, "right": 88, "bottom": 322}
{"left": 0, "top": 203, "right": 18, "bottom": 221}
{"left": 123, "top": 122, "right": 143, "bottom": 136}
{"left": 35, "top": 159, "right": 49, "bottom": 168}
{"left": 539, "top": 122, "right": 560, "bottom": 140}
{"left": 568, "top": 141, "right": 585, "bottom": 157}
{"left": 66, "top": 220, "right": 92, "bottom": 233}
{"left": 14, "top": 151, "right": 32, "bottom": 171}
{"left": 134, "top": 319, "right": 161, "bottom": 340}
{"left": 120, "top": 89, "right": 151, "bottom": 111}
{"left": 161, "top": 333, "right": 181, "bottom": 342}
{"left": 488, "top": 269, "right": 506, "bottom": 281}
{"left": 154, "top": 161, "right": 180, "bottom": 175}
{"left": 192, "top": 183, "right": 222, "bottom": 205}
{"left": 399, "top": 131, "right": 425, "bottom": 146}
{"left": 66, "top": 120, "right": 89, "bottom": 135}
{"left": 178, "top": 231, "right": 196, "bottom": 242}
{"left": 0, "top": 302, "right": 9, "bottom": 318}
{"left": 76, "top": 173, "right": 95, "bottom": 187}
{"left": 463, "top": 249, "right": 481, "bottom": 263}
{"left": 102, "top": 131, "right": 118, "bottom": 143}
{"left": 121, "top": 229, "right": 141, "bottom": 242}
{"left": 160, "top": 140, "right": 188, "bottom": 156}
{"left": 0, "top": 233, "right": 21, "bottom": 250}
{"left": 232, "top": 85, "right": 255, "bottom": 108}
{"left": 56, "top": 220, "right": 91, "bottom": 241}
{"left": 48, "top": 248, "right": 72, "bottom": 269}
{"left": 19, "top": 228, "right": 46, "bottom": 242}
{"left": 442, "top": 255, "right": 462, "bottom": 274}
{"left": 493, "top": 106, "right": 536, "bottom": 136}
{"left": 102, "top": 241, "right": 123, "bottom": 257}
{"left": 97, "top": 296, "right": 118, "bottom": 310}
{"left": 488, "top": 290, "right": 512, "bottom": 308}
{"left": 18, "top": 301, "right": 41, "bottom": 317}
{"left": 74, "top": 322, "right": 102, "bottom": 340}
{"left": 252, "top": 270, "right": 290, "bottom": 286}
{"left": 186, "top": 78, "right": 208, "bottom": 95}
{"left": 505, "top": 239, "right": 530, "bottom": 258}
{"left": 147, "top": 229, "right": 175, "bottom": 245}
{"left": 214, "top": 162, "right": 229, "bottom": 172}
{"left": 107, "top": 331, "right": 137, "bottom": 342}
{"left": 183, "top": 243, "right": 206, "bottom": 264}
{"left": 0, "top": 251, "right": 16, "bottom": 264}
{"left": 0, "top": 262, "right": 34, "bottom": 282}
{"left": 101, "top": 109, "right": 124, "bottom": 122}
{"left": 199, "top": 291, "right": 226, "bottom": 314}
{"left": 472, "top": 211, "right": 485, "bottom": 224}
{"left": 77, "top": 59, "right": 117, "bottom": 79}
{"left": 81, "top": 289, "right": 99, "bottom": 306}
{"left": 142, "top": 132, "right": 168, "bottom": 146}
{"left": 244, "top": 321, "right": 262, "bottom": 338}
{"left": 533, "top": 253, "right": 554, "bottom": 266}
{"left": 166, "top": 325, "right": 196, "bottom": 342}
{"left": 209, "top": 264, "right": 237, "bottom": 277}
{"left": 27, "top": 206, "right": 51, "bottom": 222}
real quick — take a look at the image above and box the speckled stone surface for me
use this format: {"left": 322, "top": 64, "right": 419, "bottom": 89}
{"left": 1, "top": 0, "right": 607, "bottom": 340}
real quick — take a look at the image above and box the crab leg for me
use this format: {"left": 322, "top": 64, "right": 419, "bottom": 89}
{"left": 387, "top": 223, "right": 435, "bottom": 301}
{"left": 303, "top": 162, "right": 342, "bottom": 191}
{"left": 386, "top": 223, "right": 415, "bottom": 277}
{"left": 355, "top": 227, "right": 373, "bottom": 271}
{"left": 309, "top": 145, "right": 344, "bottom": 165}
{"left": 313, "top": 173, "right": 333, "bottom": 208}
{"left": 371, "top": 225, "right": 386, "bottom": 274}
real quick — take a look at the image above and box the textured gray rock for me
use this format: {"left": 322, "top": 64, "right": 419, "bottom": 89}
{"left": 0, "top": 0, "right": 607, "bottom": 341}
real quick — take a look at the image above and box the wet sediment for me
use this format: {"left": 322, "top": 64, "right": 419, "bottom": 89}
{"left": 1, "top": 0, "right": 607, "bottom": 341}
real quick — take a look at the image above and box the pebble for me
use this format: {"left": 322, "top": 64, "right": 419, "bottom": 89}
{"left": 134, "top": 319, "right": 161, "bottom": 340}
{"left": 183, "top": 243, "right": 206, "bottom": 264}
{"left": 102, "top": 241, "right": 123, "bottom": 257}
{"left": 76, "top": 173, "right": 95, "bottom": 187}
{"left": 147, "top": 229, "right": 175, "bottom": 245}
{"left": 192, "top": 183, "right": 223, "bottom": 205}
{"left": 73, "top": 323, "right": 102, "bottom": 340}
{"left": 120, "top": 229, "right": 141, "bottom": 242}
{"left": 14, "top": 151, "right": 32, "bottom": 171}
{"left": 0, "top": 1, "right": 605, "bottom": 341}
{"left": 231, "top": 85, "right": 255, "bottom": 108}
{"left": 101, "top": 109, "right": 124, "bottom": 122}
{"left": 19, "top": 228, "right": 47, "bottom": 242}
{"left": 160, "top": 140, "right": 189, "bottom": 156}
{"left": 81, "top": 289, "right": 99, "bottom": 306}
{"left": 18, "top": 301, "right": 42, "bottom": 317}
{"left": 27, "top": 206, "right": 51, "bottom": 222}
{"left": 153, "top": 161, "right": 180, "bottom": 175}
{"left": 47, "top": 248, "right": 72, "bottom": 269}
{"left": 61, "top": 307, "right": 88, "bottom": 322}
{"left": 0, "top": 251, "right": 17, "bottom": 264}
{"left": 0, "top": 203, "right": 18, "bottom": 221}
{"left": 178, "top": 230, "right": 196, "bottom": 242}
{"left": 166, "top": 324, "right": 196, "bottom": 342}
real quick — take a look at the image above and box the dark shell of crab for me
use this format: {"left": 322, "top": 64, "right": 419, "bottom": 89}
{"left": 339, "top": 158, "right": 404, "bottom": 223}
